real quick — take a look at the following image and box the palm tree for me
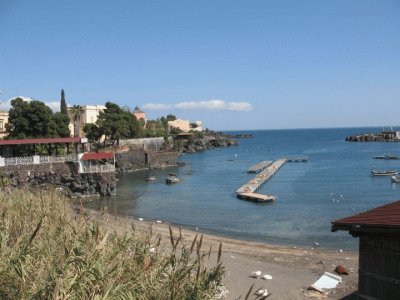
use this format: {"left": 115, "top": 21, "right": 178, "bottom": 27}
{"left": 70, "top": 105, "right": 84, "bottom": 137}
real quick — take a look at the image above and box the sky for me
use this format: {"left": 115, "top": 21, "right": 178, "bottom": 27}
{"left": 0, "top": 0, "right": 399, "bottom": 130}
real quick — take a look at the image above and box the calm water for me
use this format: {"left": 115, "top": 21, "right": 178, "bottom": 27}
{"left": 84, "top": 127, "right": 400, "bottom": 250}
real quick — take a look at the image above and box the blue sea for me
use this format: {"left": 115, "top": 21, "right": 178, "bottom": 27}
{"left": 83, "top": 128, "right": 400, "bottom": 250}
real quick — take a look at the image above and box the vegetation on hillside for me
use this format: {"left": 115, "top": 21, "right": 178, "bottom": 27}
{"left": 0, "top": 189, "right": 224, "bottom": 299}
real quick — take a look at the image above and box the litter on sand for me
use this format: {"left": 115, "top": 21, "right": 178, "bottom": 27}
{"left": 308, "top": 272, "right": 342, "bottom": 294}
{"left": 262, "top": 274, "right": 273, "bottom": 280}
{"left": 250, "top": 270, "right": 262, "bottom": 278}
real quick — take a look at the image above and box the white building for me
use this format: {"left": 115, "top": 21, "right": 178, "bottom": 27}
{"left": 168, "top": 119, "right": 203, "bottom": 132}
{"left": 68, "top": 105, "right": 106, "bottom": 137}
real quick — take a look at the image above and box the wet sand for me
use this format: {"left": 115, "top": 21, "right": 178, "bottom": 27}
{"left": 84, "top": 208, "right": 358, "bottom": 299}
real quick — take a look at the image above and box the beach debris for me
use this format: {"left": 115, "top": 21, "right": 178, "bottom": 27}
{"left": 156, "top": 220, "right": 162, "bottom": 224}
{"left": 250, "top": 270, "right": 262, "bottom": 278}
{"left": 255, "top": 288, "right": 269, "bottom": 297}
{"left": 334, "top": 265, "right": 349, "bottom": 275}
{"left": 314, "top": 242, "right": 320, "bottom": 247}
{"left": 262, "top": 274, "right": 273, "bottom": 280}
{"left": 255, "top": 288, "right": 267, "bottom": 295}
{"left": 339, "top": 249, "right": 343, "bottom": 253}
{"left": 149, "top": 246, "right": 156, "bottom": 253}
{"left": 138, "top": 218, "right": 144, "bottom": 221}
{"left": 308, "top": 272, "right": 342, "bottom": 294}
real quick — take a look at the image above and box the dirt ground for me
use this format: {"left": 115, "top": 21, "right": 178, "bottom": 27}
{"left": 83, "top": 208, "right": 359, "bottom": 300}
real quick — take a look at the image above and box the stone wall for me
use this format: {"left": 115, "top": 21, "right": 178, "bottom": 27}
{"left": 115, "top": 149, "right": 147, "bottom": 172}
{"left": 0, "top": 162, "right": 117, "bottom": 198}
{"left": 119, "top": 137, "right": 165, "bottom": 151}
{"left": 115, "top": 149, "right": 181, "bottom": 172}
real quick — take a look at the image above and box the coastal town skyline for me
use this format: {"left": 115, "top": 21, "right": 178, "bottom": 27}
{"left": 1, "top": 1, "right": 399, "bottom": 130}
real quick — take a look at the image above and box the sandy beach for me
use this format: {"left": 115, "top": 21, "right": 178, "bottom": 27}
{"left": 83, "top": 208, "right": 359, "bottom": 300}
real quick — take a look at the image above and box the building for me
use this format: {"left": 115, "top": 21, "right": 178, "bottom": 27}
{"left": 0, "top": 111, "right": 9, "bottom": 139}
{"left": 68, "top": 105, "right": 106, "bottom": 137}
{"left": 133, "top": 106, "right": 146, "bottom": 121}
{"left": 168, "top": 119, "right": 203, "bottom": 132}
{"left": 331, "top": 200, "right": 400, "bottom": 300}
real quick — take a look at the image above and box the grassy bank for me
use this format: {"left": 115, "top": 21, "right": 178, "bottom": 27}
{"left": 0, "top": 189, "right": 224, "bottom": 299}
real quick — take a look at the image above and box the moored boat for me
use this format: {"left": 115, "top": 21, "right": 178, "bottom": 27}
{"left": 391, "top": 175, "right": 400, "bottom": 183}
{"left": 371, "top": 169, "right": 398, "bottom": 176}
{"left": 373, "top": 154, "right": 399, "bottom": 160}
{"left": 165, "top": 173, "right": 180, "bottom": 184}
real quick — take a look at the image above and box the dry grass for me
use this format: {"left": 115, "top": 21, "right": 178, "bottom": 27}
{"left": 0, "top": 189, "right": 224, "bottom": 299}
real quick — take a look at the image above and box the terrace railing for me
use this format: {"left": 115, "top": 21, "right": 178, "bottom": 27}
{"left": 3, "top": 154, "right": 78, "bottom": 166}
{"left": 81, "top": 164, "right": 115, "bottom": 174}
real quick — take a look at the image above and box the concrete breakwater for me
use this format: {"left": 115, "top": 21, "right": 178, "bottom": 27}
{"left": 237, "top": 159, "right": 287, "bottom": 202}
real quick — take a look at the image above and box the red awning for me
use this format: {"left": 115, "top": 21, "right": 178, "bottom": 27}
{"left": 0, "top": 137, "right": 82, "bottom": 146}
{"left": 81, "top": 152, "right": 114, "bottom": 161}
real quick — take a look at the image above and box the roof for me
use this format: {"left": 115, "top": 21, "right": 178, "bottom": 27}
{"left": 134, "top": 106, "right": 144, "bottom": 113}
{"left": 81, "top": 152, "right": 114, "bottom": 160}
{"left": 0, "top": 137, "right": 82, "bottom": 146}
{"left": 331, "top": 200, "right": 400, "bottom": 231}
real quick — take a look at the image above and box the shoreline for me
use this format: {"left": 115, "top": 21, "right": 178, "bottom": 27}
{"left": 82, "top": 206, "right": 359, "bottom": 299}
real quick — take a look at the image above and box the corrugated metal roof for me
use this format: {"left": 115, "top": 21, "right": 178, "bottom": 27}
{"left": 81, "top": 152, "right": 114, "bottom": 160}
{"left": 332, "top": 200, "right": 400, "bottom": 229}
{"left": 0, "top": 137, "right": 82, "bottom": 145}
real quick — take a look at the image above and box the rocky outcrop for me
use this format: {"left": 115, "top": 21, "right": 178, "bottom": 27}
{"left": 174, "top": 135, "right": 239, "bottom": 153}
{"left": 0, "top": 163, "right": 117, "bottom": 198}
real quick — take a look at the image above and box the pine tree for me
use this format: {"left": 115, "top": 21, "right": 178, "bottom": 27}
{"left": 60, "top": 89, "right": 68, "bottom": 115}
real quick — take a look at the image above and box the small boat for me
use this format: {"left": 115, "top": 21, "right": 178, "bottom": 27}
{"left": 371, "top": 169, "right": 398, "bottom": 176}
{"left": 391, "top": 175, "right": 400, "bottom": 183}
{"left": 165, "top": 173, "right": 180, "bottom": 184}
{"left": 373, "top": 154, "right": 399, "bottom": 160}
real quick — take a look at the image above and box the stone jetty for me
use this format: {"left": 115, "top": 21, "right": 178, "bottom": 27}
{"left": 237, "top": 159, "right": 287, "bottom": 202}
{"left": 247, "top": 160, "right": 273, "bottom": 173}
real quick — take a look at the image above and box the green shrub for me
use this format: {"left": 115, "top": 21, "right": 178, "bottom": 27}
{"left": 0, "top": 189, "right": 224, "bottom": 299}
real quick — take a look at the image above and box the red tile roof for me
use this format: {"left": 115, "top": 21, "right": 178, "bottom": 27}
{"left": 81, "top": 152, "right": 114, "bottom": 160}
{"left": 0, "top": 137, "right": 82, "bottom": 145}
{"left": 332, "top": 200, "right": 400, "bottom": 231}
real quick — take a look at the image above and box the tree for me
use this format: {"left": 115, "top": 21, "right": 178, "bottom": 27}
{"left": 83, "top": 123, "right": 103, "bottom": 143}
{"left": 50, "top": 112, "right": 71, "bottom": 138}
{"left": 70, "top": 105, "right": 84, "bottom": 137}
{"left": 96, "top": 102, "right": 140, "bottom": 146}
{"left": 6, "top": 97, "right": 70, "bottom": 139}
{"left": 60, "top": 89, "right": 68, "bottom": 115}
{"left": 166, "top": 114, "right": 177, "bottom": 121}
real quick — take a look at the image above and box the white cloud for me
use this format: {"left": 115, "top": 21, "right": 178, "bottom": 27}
{"left": 143, "top": 103, "right": 173, "bottom": 110}
{"left": 143, "top": 99, "right": 253, "bottom": 112}
{"left": 0, "top": 96, "right": 60, "bottom": 112}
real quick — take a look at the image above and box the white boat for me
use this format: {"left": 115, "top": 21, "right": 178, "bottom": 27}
{"left": 391, "top": 175, "right": 400, "bottom": 183}
{"left": 371, "top": 169, "right": 398, "bottom": 176}
{"left": 165, "top": 173, "right": 180, "bottom": 184}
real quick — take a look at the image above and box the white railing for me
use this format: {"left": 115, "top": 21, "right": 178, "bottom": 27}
{"left": 3, "top": 154, "right": 78, "bottom": 166}
{"left": 39, "top": 154, "right": 78, "bottom": 163}
{"left": 4, "top": 156, "right": 34, "bottom": 165}
{"left": 81, "top": 164, "right": 115, "bottom": 174}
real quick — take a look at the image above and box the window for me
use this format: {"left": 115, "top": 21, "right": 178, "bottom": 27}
{"left": 0, "top": 120, "right": 3, "bottom": 130}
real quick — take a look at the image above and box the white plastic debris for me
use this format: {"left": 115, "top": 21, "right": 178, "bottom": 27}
{"left": 309, "top": 272, "right": 342, "bottom": 294}
{"left": 262, "top": 290, "right": 269, "bottom": 297}
{"left": 138, "top": 218, "right": 144, "bottom": 221}
{"left": 250, "top": 271, "right": 262, "bottom": 278}
{"left": 255, "top": 289, "right": 268, "bottom": 297}
{"left": 149, "top": 247, "right": 156, "bottom": 253}
{"left": 156, "top": 220, "right": 162, "bottom": 224}
{"left": 262, "top": 274, "right": 273, "bottom": 280}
